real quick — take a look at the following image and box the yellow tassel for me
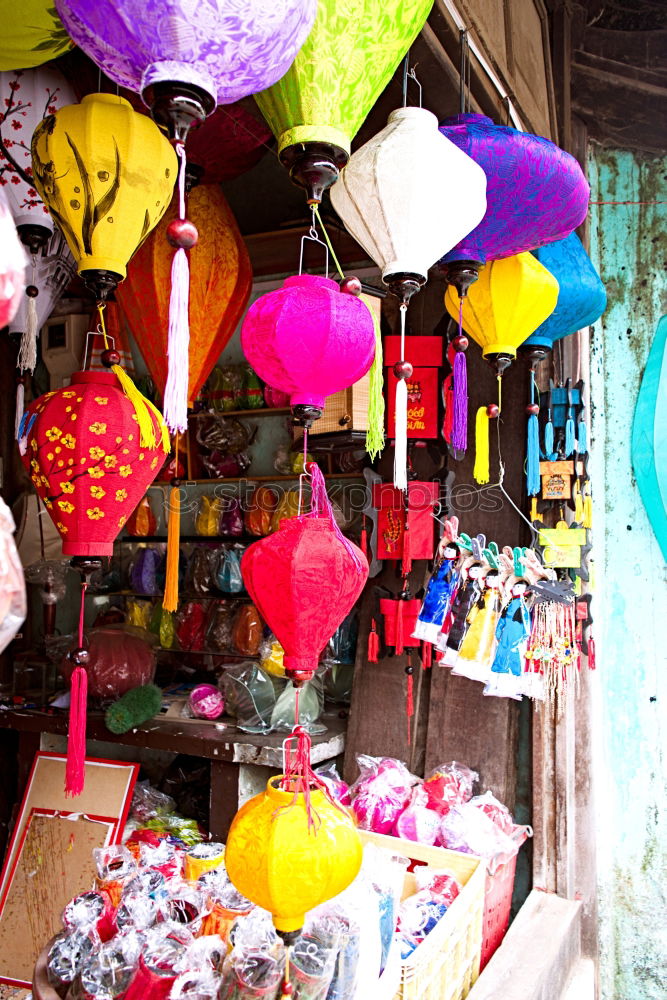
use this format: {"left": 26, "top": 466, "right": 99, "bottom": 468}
{"left": 111, "top": 364, "right": 160, "bottom": 450}
{"left": 163, "top": 484, "right": 181, "bottom": 612}
{"left": 573, "top": 480, "right": 584, "bottom": 523}
{"left": 583, "top": 491, "right": 593, "bottom": 529}
{"left": 473, "top": 406, "right": 490, "bottom": 484}
{"left": 530, "top": 497, "right": 538, "bottom": 522}
{"left": 144, "top": 397, "right": 171, "bottom": 454}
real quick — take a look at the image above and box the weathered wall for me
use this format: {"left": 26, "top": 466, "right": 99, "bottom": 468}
{"left": 587, "top": 146, "right": 667, "bottom": 1000}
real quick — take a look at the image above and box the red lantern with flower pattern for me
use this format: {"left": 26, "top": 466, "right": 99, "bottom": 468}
{"left": 20, "top": 370, "right": 169, "bottom": 557}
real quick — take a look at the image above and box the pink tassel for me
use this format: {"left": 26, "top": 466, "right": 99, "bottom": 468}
{"left": 367, "top": 619, "right": 379, "bottom": 663}
{"left": 65, "top": 665, "right": 88, "bottom": 797}
{"left": 588, "top": 637, "right": 596, "bottom": 670}
{"left": 452, "top": 350, "right": 468, "bottom": 451}
{"left": 163, "top": 143, "right": 191, "bottom": 435}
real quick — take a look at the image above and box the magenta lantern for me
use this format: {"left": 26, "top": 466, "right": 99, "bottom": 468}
{"left": 241, "top": 273, "right": 376, "bottom": 426}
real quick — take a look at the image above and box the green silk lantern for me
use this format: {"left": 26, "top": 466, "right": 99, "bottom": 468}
{"left": 255, "top": 0, "right": 433, "bottom": 202}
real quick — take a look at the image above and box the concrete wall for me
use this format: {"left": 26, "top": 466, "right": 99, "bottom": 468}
{"left": 587, "top": 146, "right": 667, "bottom": 1000}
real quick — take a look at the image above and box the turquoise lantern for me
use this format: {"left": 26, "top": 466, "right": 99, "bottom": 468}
{"left": 521, "top": 232, "right": 606, "bottom": 361}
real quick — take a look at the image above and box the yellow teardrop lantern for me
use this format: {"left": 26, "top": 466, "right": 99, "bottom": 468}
{"left": 31, "top": 93, "right": 177, "bottom": 299}
{"left": 255, "top": 0, "right": 433, "bottom": 202}
{"left": 225, "top": 777, "right": 363, "bottom": 938}
{"left": 445, "top": 252, "right": 559, "bottom": 370}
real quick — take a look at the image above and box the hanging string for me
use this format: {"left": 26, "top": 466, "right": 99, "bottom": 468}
{"left": 394, "top": 304, "right": 408, "bottom": 491}
{"left": 312, "top": 205, "right": 344, "bottom": 279}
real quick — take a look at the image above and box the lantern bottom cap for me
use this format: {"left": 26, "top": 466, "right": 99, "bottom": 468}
{"left": 273, "top": 914, "right": 306, "bottom": 934}
{"left": 62, "top": 541, "right": 114, "bottom": 557}
{"left": 382, "top": 263, "right": 427, "bottom": 285}
{"left": 482, "top": 344, "right": 518, "bottom": 360}
{"left": 141, "top": 61, "right": 217, "bottom": 110}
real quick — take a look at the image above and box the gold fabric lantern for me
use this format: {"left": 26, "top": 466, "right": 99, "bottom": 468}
{"left": 31, "top": 93, "right": 177, "bottom": 299}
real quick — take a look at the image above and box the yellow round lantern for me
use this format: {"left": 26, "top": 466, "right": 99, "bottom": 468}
{"left": 31, "top": 93, "right": 177, "bottom": 299}
{"left": 225, "top": 776, "right": 362, "bottom": 938}
{"left": 445, "top": 251, "right": 559, "bottom": 371}
{"left": 0, "top": 0, "right": 72, "bottom": 70}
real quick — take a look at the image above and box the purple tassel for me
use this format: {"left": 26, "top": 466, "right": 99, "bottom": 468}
{"left": 452, "top": 350, "right": 468, "bottom": 451}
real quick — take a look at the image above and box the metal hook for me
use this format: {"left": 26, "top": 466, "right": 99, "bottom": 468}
{"left": 407, "top": 67, "right": 422, "bottom": 108}
{"left": 82, "top": 328, "right": 114, "bottom": 371}
{"left": 298, "top": 210, "right": 330, "bottom": 277}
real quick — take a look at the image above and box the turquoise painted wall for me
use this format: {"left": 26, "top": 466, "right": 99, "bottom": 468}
{"left": 587, "top": 147, "right": 667, "bottom": 999}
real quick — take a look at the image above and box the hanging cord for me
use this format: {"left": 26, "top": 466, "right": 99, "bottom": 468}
{"left": 312, "top": 205, "right": 385, "bottom": 460}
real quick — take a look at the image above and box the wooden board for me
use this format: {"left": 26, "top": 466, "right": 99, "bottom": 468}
{"left": 0, "top": 811, "right": 113, "bottom": 987}
{"left": 0, "top": 754, "right": 138, "bottom": 907}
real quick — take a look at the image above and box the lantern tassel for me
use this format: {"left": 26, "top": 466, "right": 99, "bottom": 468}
{"left": 473, "top": 406, "right": 490, "bottom": 484}
{"left": 163, "top": 481, "right": 181, "bottom": 613}
{"left": 577, "top": 419, "right": 588, "bottom": 454}
{"left": 442, "top": 373, "right": 454, "bottom": 443}
{"left": 527, "top": 373, "right": 540, "bottom": 496}
{"left": 401, "top": 516, "right": 411, "bottom": 579}
{"left": 583, "top": 491, "right": 593, "bottom": 529}
{"left": 406, "top": 668, "right": 414, "bottom": 746}
{"left": 365, "top": 303, "right": 385, "bottom": 461}
{"left": 164, "top": 143, "right": 191, "bottom": 435}
{"left": 544, "top": 418, "right": 554, "bottom": 457}
{"left": 587, "top": 637, "right": 596, "bottom": 670}
{"left": 17, "top": 293, "right": 38, "bottom": 373}
{"left": 394, "top": 377, "right": 408, "bottom": 491}
{"left": 368, "top": 619, "right": 379, "bottom": 663}
{"left": 395, "top": 600, "right": 405, "bottom": 656}
{"left": 14, "top": 381, "right": 24, "bottom": 442}
{"left": 452, "top": 299, "right": 468, "bottom": 451}
{"left": 65, "top": 582, "right": 89, "bottom": 798}
{"left": 360, "top": 519, "right": 368, "bottom": 559}
{"left": 564, "top": 410, "right": 575, "bottom": 457}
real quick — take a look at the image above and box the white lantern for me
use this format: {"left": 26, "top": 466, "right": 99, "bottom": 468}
{"left": 331, "top": 106, "right": 487, "bottom": 295}
{"left": 0, "top": 67, "right": 76, "bottom": 247}
{"left": 331, "top": 106, "right": 487, "bottom": 489}
{"left": 8, "top": 227, "right": 74, "bottom": 340}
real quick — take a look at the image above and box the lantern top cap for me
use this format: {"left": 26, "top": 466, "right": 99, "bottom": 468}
{"left": 266, "top": 775, "right": 326, "bottom": 804}
{"left": 81, "top": 93, "right": 132, "bottom": 110}
{"left": 70, "top": 370, "right": 117, "bottom": 386}
{"left": 387, "top": 106, "right": 438, "bottom": 128}
{"left": 442, "top": 112, "right": 495, "bottom": 127}
{"left": 283, "top": 273, "right": 339, "bottom": 292}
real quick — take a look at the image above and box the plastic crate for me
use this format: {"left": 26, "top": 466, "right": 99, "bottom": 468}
{"left": 360, "top": 831, "right": 485, "bottom": 1000}
{"left": 480, "top": 854, "right": 517, "bottom": 970}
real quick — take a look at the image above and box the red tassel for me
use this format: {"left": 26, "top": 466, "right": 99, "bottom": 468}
{"left": 401, "top": 520, "right": 411, "bottom": 579}
{"left": 395, "top": 601, "right": 405, "bottom": 656}
{"left": 367, "top": 620, "right": 379, "bottom": 663}
{"left": 66, "top": 665, "right": 88, "bottom": 797}
{"left": 360, "top": 524, "right": 368, "bottom": 559}
{"left": 588, "top": 637, "right": 596, "bottom": 670}
{"left": 406, "top": 669, "right": 414, "bottom": 746}
{"left": 421, "top": 640, "right": 432, "bottom": 669}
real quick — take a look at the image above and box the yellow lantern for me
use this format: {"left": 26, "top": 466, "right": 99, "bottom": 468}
{"left": 225, "top": 776, "right": 362, "bottom": 939}
{"left": 31, "top": 93, "right": 177, "bottom": 300}
{"left": 445, "top": 251, "right": 559, "bottom": 372}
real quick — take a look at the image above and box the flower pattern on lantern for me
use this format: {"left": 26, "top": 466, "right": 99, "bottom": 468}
{"left": 45, "top": 427, "right": 61, "bottom": 441}
{"left": 104, "top": 455, "right": 117, "bottom": 468}
{"left": 20, "top": 369, "right": 168, "bottom": 557}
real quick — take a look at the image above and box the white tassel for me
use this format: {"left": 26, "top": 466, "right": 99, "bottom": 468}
{"left": 17, "top": 293, "right": 38, "bottom": 373}
{"left": 163, "top": 246, "right": 190, "bottom": 434}
{"left": 393, "top": 376, "right": 408, "bottom": 491}
{"left": 15, "top": 381, "right": 24, "bottom": 445}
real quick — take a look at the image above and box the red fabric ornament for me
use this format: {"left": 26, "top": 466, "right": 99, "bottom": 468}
{"left": 241, "top": 274, "right": 375, "bottom": 417}
{"left": 379, "top": 598, "right": 421, "bottom": 652}
{"left": 19, "top": 370, "right": 168, "bottom": 557}
{"left": 241, "top": 465, "right": 368, "bottom": 683}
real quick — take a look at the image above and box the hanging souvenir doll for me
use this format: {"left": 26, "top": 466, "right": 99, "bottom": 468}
{"left": 484, "top": 578, "right": 532, "bottom": 700}
{"left": 452, "top": 564, "right": 504, "bottom": 684}
{"left": 438, "top": 546, "right": 487, "bottom": 667}
{"left": 412, "top": 517, "right": 461, "bottom": 645}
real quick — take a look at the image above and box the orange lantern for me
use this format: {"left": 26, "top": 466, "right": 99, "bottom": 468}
{"left": 116, "top": 183, "right": 252, "bottom": 410}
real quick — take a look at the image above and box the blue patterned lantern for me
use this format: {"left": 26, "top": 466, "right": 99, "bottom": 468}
{"left": 520, "top": 232, "right": 607, "bottom": 360}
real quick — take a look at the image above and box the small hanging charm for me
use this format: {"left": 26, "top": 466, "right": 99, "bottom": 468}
{"left": 367, "top": 618, "right": 380, "bottom": 662}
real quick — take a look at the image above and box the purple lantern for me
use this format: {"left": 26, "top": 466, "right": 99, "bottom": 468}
{"left": 55, "top": 0, "right": 317, "bottom": 140}
{"left": 438, "top": 113, "right": 590, "bottom": 296}
{"left": 241, "top": 274, "right": 376, "bottom": 426}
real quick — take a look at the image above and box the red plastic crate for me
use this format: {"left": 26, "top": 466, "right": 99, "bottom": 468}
{"left": 480, "top": 854, "right": 517, "bottom": 970}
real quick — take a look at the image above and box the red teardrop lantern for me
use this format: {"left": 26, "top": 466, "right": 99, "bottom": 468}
{"left": 186, "top": 103, "right": 271, "bottom": 184}
{"left": 241, "top": 468, "right": 368, "bottom": 684}
{"left": 20, "top": 370, "right": 168, "bottom": 557}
